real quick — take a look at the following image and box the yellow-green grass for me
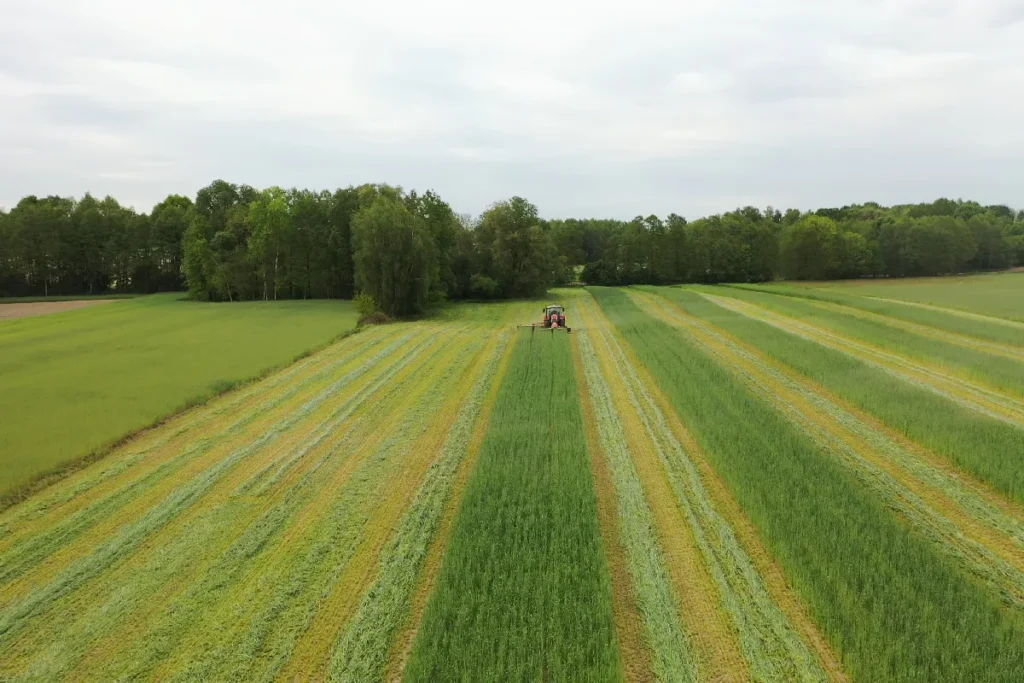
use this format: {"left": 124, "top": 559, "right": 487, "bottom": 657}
{"left": 657, "top": 287, "right": 1024, "bottom": 503}
{"left": 731, "top": 283, "right": 1024, "bottom": 348}
{"left": 711, "top": 285, "right": 1024, "bottom": 402}
{"left": 0, "top": 293, "right": 357, "bottom": 498}
{"left": 576, "top": 293, "right": 838, "bottom": 681}
{"left": 634, "top": 288, "right": 1024, "bottom": 609}
{"left": 405, "top": 327, "right": 622, "bottom": 681}
{"left": 591, "top": 286, "right": 1024, "bottom": 682}
{"left": 810, "top": 271, "right": 1024, "bottom": 322}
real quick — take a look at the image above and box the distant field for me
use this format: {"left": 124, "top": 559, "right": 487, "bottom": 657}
{"left": 0, "top": 294, "right": 356, "bottom": 497}
{"left": 811, "top": 271, "right": 1024, "bottom": 321}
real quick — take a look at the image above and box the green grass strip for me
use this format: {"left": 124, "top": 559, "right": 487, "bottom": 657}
{"left": 572, "top": 300, "right": 696, "bottom": 682}
{"left": 716, "top": 286, "right": 1024, "bottom": 401}
{"left": 404, "top": 331, "right": 622, "bottom": 682}
{"left": 328, "top": 330, "right": 512, "bottom": 681}
{"left": 732, "top": 284, "right": 1024, "bottom": 348}
{"left": 658, "top": 287, "right": 1024, "bottom": 504}
{"left": 590, "top": 286, "right": 1024, "bottom": 683}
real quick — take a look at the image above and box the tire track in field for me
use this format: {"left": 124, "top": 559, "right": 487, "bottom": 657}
{"left": 580, "top": 295, "right": 838, "bottom": 683}
{"left": 573, "top": 327, "right": 658, "bottom": 682}
{"left": 0, "top": 328, "right": 420, "bottom": 601}
{"left": 635, "top": 290, "right": 1024, "bottom": 609}
{"left": 382, "top": 311, "right": 524, "bottom": 683}
{"left": 703, "top": 292, "right": 1024, "bottom": 428}
{"left": 0, "top": 328, "right": 440, "bottom": 650}
{"left": 150, "top": 331, "right": 477, "bottom": 682}
{"left": 328, "top": 325, "right": 515, "bottom": 683}
{"left": 800, "top": 299, "right": 1024, "bottom": 362}
{"left": 48, "top": 329, "right": 455, "bottom": 682}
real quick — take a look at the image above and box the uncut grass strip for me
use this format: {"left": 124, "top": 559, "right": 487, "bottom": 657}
{"left": 658, "top": 287, "right": 1024, "bottom": 505}
{"left": 733, "top": 285, "right": 1024, "bottom": 362}
{"left": 634, "top": 290, "right": 1024, "bottom": 609}
{"left": 404, "top": 332, "right": 622, "bottom": 682}
{"left": 592, "top": 286, "right": 1024, "bottom": 683}
{"left": 0, "top": 331, "right": 438, "bottom": 645}
{"left": 704, "top": 291, "right": 1024, "bottom": 428}
{"left": 868, "top": 295, "right": 1024, "bottom": 331}
{"left": 0, "top": 329, "right": 421, "bottom": 597}
{"left": 0, "top": 326, "right": 391, "bottom": 535}
{"left": 383, "top": 324, "right": 520, "bottom": 683}
{"left": 280, "top": 334, "right": 496, "bottom": 681}
{"left": 572, "top": 325, "right": 657, "bottom": 682}
{"left": 582, "top": 295, "right": 828, "bottom": 682}
{"left": 164, "top": 335, "right": 477, "bottom": 682}
{"left": 48, "top": 330, "right": 456, "bottom": 681}
{"left": 327, "top": 328, "right": 514, "bottom": 683}
{"left": 642, "top": 289, "right": 1024, "bottom": 547}
{"left": 714, "top": 287, "right": 1024, "bottom": 402}
{"left": 571, "top": 302, "right": 693, "bottom": 682}
{"left": 593, "top": 294, "right": 846, "bottom": 681}
{"left": 730, "top": 284, "right": 1024, "bottom": 350}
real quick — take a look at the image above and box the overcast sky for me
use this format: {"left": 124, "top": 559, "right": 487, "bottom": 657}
{"left": 2, "top": 0, "right": 1022, "bottom": 219}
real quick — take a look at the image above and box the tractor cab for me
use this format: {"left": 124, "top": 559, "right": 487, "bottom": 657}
{"left": 543, "top": 305, "right": 567, "bottom": 329}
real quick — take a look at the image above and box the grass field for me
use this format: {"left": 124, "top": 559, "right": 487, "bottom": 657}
{"left": 809, "top": 271, "right": 1024, "bottom": 322}
{"left": 2, "top": 278, "right": 1024, "bottom": 681}
{"left": 0, "top": 294, "right": 357, "bottom": 498}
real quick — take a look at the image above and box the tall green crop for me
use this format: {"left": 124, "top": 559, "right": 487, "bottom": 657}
{"left": 405, "top": 331, "right": 622, "bottom": 682}
{"left": 590, "top": 286, "right": 1024, "bottom": 683}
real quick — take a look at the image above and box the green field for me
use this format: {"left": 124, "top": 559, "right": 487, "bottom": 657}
{"left": 811, "top": 271, "right": 1024, "bottom": 321}
{"left": 0, "top": 294, "right": 356, "bottom": 497}
{"left": 2, "top": 279, "right": 1024, "bottom": 681}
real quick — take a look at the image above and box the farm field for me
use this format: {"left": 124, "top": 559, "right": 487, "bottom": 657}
{"left": 0, "top": 294, "right": 357, "bottom": 499}
{"left": 809, "top": 271, "right": 1024, "bottom": 322}
{"left": 2, "top": 279, "right": 1024, "bottom": 681}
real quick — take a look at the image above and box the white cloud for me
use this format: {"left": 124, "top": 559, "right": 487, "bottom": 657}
{"left": 1, "top": 0, "right": 1022, "bottom": 217}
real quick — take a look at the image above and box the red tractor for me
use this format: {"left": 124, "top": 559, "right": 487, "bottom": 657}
{"left": 518, "top": 304, "right": 571, "bottom": 333}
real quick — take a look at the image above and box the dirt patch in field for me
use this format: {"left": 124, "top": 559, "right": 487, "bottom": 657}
{"left": 0, "top": 299, "right": 116, "bottom": 320}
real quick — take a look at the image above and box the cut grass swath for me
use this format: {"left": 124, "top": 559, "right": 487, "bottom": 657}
{"left": 405, "top": 329, "right": 622, "bottom": 682}
{"left": 702, "top": 289, "right": 1024, "bottom": 427}
{"left": 0, "top": 326, "right": 455, "bottom": 679}
{"left": 655, "top": 287, "right": 1024, "bottom": 505}
{"left": 730, "top": 283, "right": 1024, "bottom": 349}
{"left": 634, "top": 288, "right": 1024, "bottom": 609}
{"left": 715, "top": 286, "right": 1024, "bottom": 400}
{"left": 328, "top": 328, "right": 515, "bottom": 682}
{"left": 576, "top": 294, "right": 834, "bottom": 682}
{"left": 591, "top": 286, "right": 1024, "bottom": 683}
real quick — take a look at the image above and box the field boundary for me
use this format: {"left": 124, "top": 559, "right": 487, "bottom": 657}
{"left": 0, "top": 325, "right": 365, "bottom": 513}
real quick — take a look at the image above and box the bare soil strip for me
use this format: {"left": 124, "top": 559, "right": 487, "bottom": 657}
{"left": 704, "top": 293, "right": 1024, "bottom": 428}
{"left": 635, "top": 290, "right": 1024, "bottom": 609}
{"left": 0, "top": 300, "right": 115, "bottom": 321}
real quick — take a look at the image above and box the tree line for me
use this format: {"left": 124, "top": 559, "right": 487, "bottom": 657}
{"left": 2, "top": 184, "right": 1022, "bottom": 314}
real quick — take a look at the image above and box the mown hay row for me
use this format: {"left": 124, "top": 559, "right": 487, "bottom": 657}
{"left": 582, "top": 294, "right": 832, "bottom": 682}
{"left": 328, "top": 327, "right": 515, "bottom": 682}
{"left": 590, "top": 286, "right": 1024, "bottom": 682}
{"left": 704, "top": 292, "right": 1024, "bottom": 427}
{"left": 0, "top": 325, "right": 450, "bottom": 679}
{"left": 634, "top": 289, "right": 1024, "bottom": 609}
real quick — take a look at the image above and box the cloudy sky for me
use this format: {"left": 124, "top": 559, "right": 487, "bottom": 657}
{"left": 2, "top": 0, "right": 1022, "bottom": 218}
